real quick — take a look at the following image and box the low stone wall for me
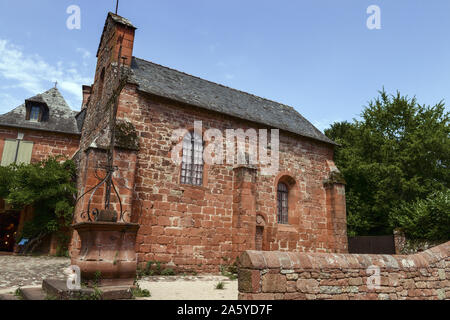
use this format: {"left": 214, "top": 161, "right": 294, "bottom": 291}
{"left": 238, "top": 241, "right": 449, "bottom": 300}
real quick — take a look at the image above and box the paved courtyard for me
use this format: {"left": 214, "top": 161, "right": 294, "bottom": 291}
{"left": 0, "top": 254, "right": 70, "bottom": 292}
{"left": 0, "top": 254, "right": 238, "bottom": 299}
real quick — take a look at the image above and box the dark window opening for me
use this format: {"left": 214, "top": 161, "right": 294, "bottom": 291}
{"left": 98, "top": 68, "right": 105, "bottom": 99}
{"left": 277, "top": 182, "right": 289, "bottom": 224}
{"left": 29, "top": 106, "right": 41, "bottom": 121}
{"left": 255, "top": 226, "right": 264, "bottom": 251}
{"left": 25, "top": 102, "right": 48, "bottom": 122}
{"left": 0, "top": 211, "right": 20, "bottom": 252}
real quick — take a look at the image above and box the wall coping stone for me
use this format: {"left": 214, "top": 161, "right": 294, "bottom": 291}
{"left": 240, "top": 241, "right": 450, "bottom": 270}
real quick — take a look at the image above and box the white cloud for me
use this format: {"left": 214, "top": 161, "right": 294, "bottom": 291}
{"left": 0, "top": 39, "right": 92, "bottom": 111}
{"left": 76, "top": 47, "right": 93, "bottom": 67}
{"left": 76, "top": 47, "right": 91, "bottom": 60}
{"left": 0, "top": 93, "right": 22, "bottom": 114}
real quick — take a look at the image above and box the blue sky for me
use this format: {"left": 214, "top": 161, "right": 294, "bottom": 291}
{"left": 0, "top": 0, "right": 449, "bottom": 131}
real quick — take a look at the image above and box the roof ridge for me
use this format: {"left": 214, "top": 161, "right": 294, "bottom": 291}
{"left": 107, "top": 12, "right": 136, "bottom": 29}
{"left": 132, "top": 57, "right": 298, "bottom": 113}
{"left": 43, "top": 87, "right": 73, "bottom": 110}
{"left": 28, "top": 86, "right": 58, "bottom": 97}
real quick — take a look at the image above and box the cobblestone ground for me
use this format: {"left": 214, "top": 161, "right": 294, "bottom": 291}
{"left": 0, "top": 254, "right": 238, "bottom": 299}
{"left": 0, "top": 254, "right": 70, "bottom": 291}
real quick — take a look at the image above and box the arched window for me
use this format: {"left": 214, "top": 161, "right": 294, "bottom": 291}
{"left": 180, "top": 131, "right": 203, "bottom": 186}
{"left": 277, "top": 182, "right": 289, "bottom": 224}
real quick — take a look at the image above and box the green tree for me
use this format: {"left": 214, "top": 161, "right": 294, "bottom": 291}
{"left": 390, "top": 190, "right": 449, "bottom": 241}
{"left": 0, "top": 165, "right": 14, "bottom": 198}
{"left": 1, "top": 156, "right": 77, "bottom": 254}
{"left": 325, "top": 90, "right": 449, "bottom": 239}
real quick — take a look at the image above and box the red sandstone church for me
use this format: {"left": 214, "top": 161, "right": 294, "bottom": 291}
{"left": 70, "top": 12, "right": 348, "bottom": 272}
{"left": 0, "top": 87, "right": 81, "bottom": 252}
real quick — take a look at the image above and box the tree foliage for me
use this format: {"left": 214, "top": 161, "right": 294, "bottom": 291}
{"left": 390, "top": 190, "right": 449, "bottom": 241}
{"left": 0, "top": 157, "right": 76, "bottom": 248}
{"left": 325, "top": 90, "right": 449, "bottom": 239}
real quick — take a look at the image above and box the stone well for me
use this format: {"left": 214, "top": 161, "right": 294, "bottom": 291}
{"left": 72, "top": 222, "right": 140, "bottom": 286}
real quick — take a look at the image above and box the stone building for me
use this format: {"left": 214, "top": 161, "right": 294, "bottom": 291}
{"left": 0, "top": 87, "right": 81, "bottom": 253}
{"left": 71, "top": 13, "right": 347, "bottom": 272}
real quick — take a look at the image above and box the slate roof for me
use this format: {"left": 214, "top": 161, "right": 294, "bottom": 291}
{"left": 129, "top": 57, "right": 336, "bottom": 145}
{"left": 0, "top": 88, "right": 80, "bottom": 135}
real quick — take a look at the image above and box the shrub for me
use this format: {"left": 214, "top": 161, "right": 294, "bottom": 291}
{"left": 161, "top": 268, "right": 176, "bottom": 276}
{"left": 390, "top": 189, "right": 450, "bottom": 241}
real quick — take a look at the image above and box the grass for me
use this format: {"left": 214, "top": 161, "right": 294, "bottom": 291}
{"left": 137, "top": 261, "right": 179, "bottom": 277}
{"left": 161, "top": 268, "right": 176, "bottom": 276}
{"left": 14, "top": 288, "right": 23, "bottom": 300}
{"left": 132, "top": 284, "right": 151, "bottom": 298}
{"left": 71, "top": 287, "right": 103, "bottom": 300}
{"left": 93, "top": 270, "right": 102, "bottom": 285}
{"left": 220, "top": 265, "right": 238, "bottom": 280}
{"left": 215, "top": 281, "right": 225, "bottom": 290}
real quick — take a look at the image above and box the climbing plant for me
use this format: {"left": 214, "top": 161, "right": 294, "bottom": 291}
{"left": 0, "top": 156, "right": 77, "bottom": 254}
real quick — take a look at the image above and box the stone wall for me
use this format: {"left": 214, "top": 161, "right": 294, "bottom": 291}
{"left": 238, "top": 241, "right": 449, "bottom": 300}
{"left": 78, "top": 13, "right": 135, "bottom": 155}
{"left": 115, "top": 87, "right": 347, "bottom": 272}
{"left": 0, "top": 126, "right": 80, "bottom": 163}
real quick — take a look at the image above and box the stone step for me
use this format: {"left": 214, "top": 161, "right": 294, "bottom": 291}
{"left": 20, "top": 287, "right": 47, "bottom": 300}
{"left": 43, "top": 279, "right": 134, "bottom": 300}
{"left": 0, "top": 293, "right": 21, "bottom": 300}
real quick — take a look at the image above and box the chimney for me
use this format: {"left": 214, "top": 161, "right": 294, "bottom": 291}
{"left": 96, "top": 12, "right": 137, "bottom": 68}
{"left": 92, "top": 13, "right": 137, "bottom": 103}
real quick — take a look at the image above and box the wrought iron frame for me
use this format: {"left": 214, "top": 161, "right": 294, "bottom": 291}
{"left": 77, "top": 164, "right": 125, "bottom": 222}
